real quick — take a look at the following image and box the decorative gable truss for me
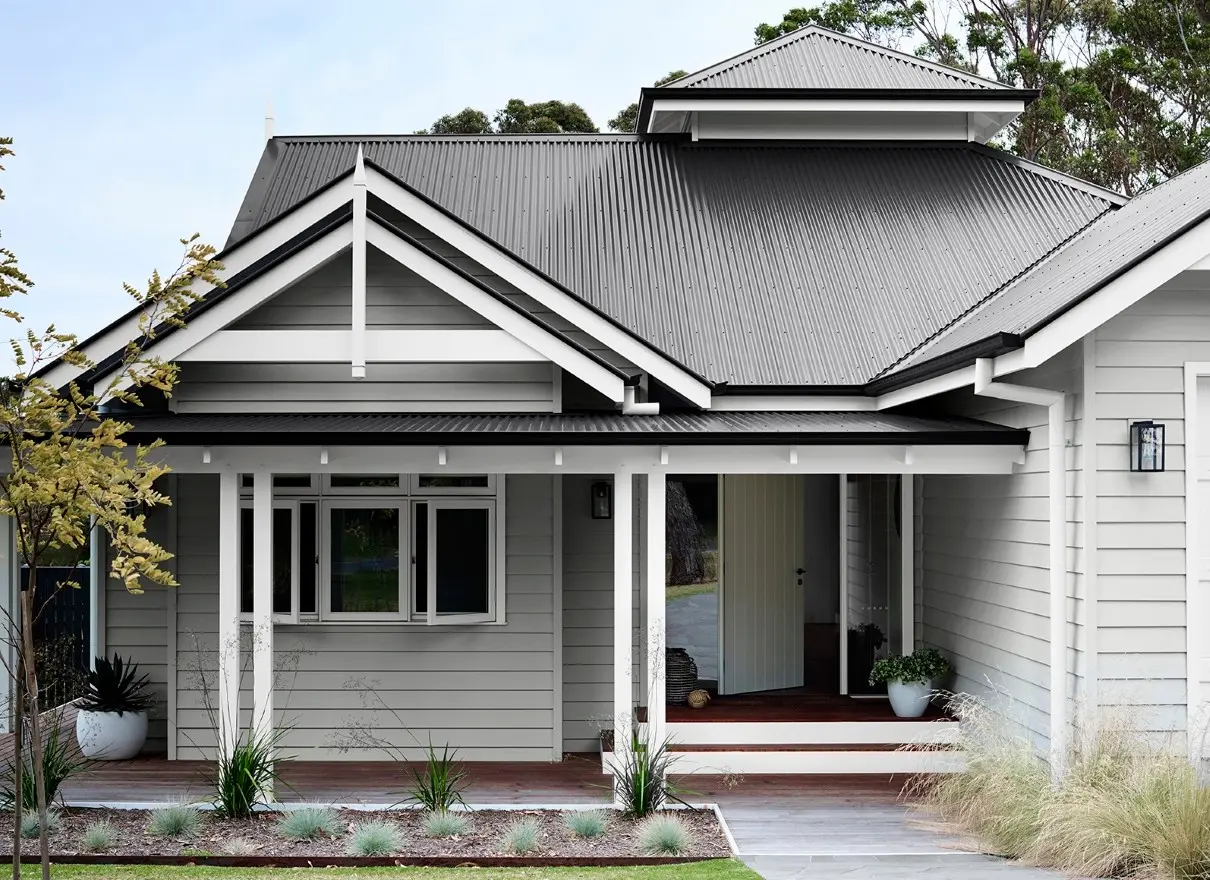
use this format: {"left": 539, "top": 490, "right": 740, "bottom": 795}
{"left": 56, "top": 149, "right": 711, "bottom": 413}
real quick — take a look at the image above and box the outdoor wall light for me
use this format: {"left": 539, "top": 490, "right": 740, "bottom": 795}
{"left": 590, "top": 481, "right": 612, "bottom": 519}
{"left": 1129, "top": 420, "right": 1166, "bottom": 472}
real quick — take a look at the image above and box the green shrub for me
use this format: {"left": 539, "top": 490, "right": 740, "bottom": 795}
{"left": 502, "top": 818, "right": 541, "bottom": 854}
{"left": 423, "top": 810, "right": 471, "bottom": 839}
{"left": 2, "top": 711, "right": 91, "bottom": 810}
{"left": 406, "top": 740, "right": 468, "bottom": 812}
{"left": 276, "top": 805, "right": 340, "bottom": 841}
{"left": 565, "top": 809, "right": 610, "bottom": 839}
{"left": 20, "top": 810, "right": 58, "bottom": 840}
{"left": 211, "top": 729, "right": 284, "bottom": 819}
{"left": 638, "top": 813, "right": 692, "bottom": 855}
{"left": 611, "top": 724, "right": 688, "bottom": 818}
{"left": 147, "top": 803, "right": 202, "bottom": 839}
{"left": 82, "top": 820, "right": 116, "bottom": 852}
{"left": 869, "top": 648, "right": 950, "bottom": 686}
{"left": 346, "top": 820, "right": 403, "bottom": 856}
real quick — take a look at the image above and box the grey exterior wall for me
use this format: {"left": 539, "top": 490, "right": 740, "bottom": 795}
{"left": 171, "top": 473, "right": 558, "bottom": 761}
{"left": 917, "top": 343, "right": 1084, "bottom": 753}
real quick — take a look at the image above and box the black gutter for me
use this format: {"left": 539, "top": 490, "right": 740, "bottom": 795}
{"left": 78, "top": 205, "right": 354, "bottom": 390}
{"left": 368, "top": 210, "right": 634, "bottom": 385}
{"left": 636, "top": 85, "right": 1039, "bottom": 133}
{"left": 864, "top": 332, "right": 1024, "bottom": 397}
{"left": 715, "top": 383, "right": 868, "bottom": 397}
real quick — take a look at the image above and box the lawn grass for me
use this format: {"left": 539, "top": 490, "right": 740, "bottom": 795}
{"left": 665, "top": 582, "right": 717, "bottom": 602}
{"left": 42, "top": 861, "right": 757, "bottom": 880}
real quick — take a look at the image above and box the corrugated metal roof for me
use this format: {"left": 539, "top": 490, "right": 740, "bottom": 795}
{"left": 663, "top": 26, "right": 1010, "bottom": 91}
{"left": 116, "top": 411, "right": 1025, "bottom": 445}
{"left": 230, "top": 137, "right": 1116, "bottom": 387}
{"left": 891, "top": 158, "right": 1210, "bottom": 373}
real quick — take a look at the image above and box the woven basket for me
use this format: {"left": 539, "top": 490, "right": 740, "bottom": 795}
{"left": 666, "top": 648, "right": 699, "bottom": 704}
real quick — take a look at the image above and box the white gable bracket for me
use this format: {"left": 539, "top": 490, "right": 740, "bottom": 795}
{"left": 363, "top": 166, "right": 711, "bottom": 408}
{"left": 366, "top": 219, "right": 627, "bottom": 404}
{"left": 351, "top": 146, "right": 368, "bottom": 379}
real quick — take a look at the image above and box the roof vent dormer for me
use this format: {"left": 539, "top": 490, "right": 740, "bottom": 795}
{"left": 637, "top": 26, "right": 1035, "bottom": 143}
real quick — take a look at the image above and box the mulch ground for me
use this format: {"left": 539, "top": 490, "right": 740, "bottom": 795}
{"left": 1, "top": 807, "right": 730, "bottom": 860}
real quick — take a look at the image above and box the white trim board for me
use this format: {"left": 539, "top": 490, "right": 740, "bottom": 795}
{"left": 1184, "top": 361, "right": 1210, "bottom": 761}
{"left": 178, "top": 329, "right": 547, "bottom": 364}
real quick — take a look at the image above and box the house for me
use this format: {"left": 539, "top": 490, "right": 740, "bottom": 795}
{"left": 22, "top": 25, "right": 1210, "bottom": 776}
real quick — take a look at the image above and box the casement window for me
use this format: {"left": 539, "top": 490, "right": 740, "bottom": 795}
{"left": 239, "top": 474, "right": 503, "bottom": 625}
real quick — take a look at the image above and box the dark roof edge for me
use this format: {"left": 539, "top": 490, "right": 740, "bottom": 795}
{"left": 715, "top": 383, "right": 868, "bottom": 396}
{"left": 361, "top": 157, "right": 715, "bottom": 389}
{"left": 80, "top": 206, "right": 354, "bottom": 389}
{"left": 865, "top": 332, "right": 1023, "bottom": 396}
{"left": 367, "top": 210, "right": 635, "bottom": 386}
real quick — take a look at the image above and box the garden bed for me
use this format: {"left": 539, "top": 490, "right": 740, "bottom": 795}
{"left": 2, "top": 806, "right": 731, "bottom": 865}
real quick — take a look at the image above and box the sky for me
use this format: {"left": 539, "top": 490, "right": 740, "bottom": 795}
{"left": 4, "top": 0, "right": 791, "bottom": 349}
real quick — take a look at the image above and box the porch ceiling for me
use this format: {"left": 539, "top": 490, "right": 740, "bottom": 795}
{"left": 115, "top": 411, "right": 1026, "bottom": 446}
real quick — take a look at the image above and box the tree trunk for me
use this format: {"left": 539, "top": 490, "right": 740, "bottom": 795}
{"left": 20, "top": 581, "right": 50, "bottom": 880}
{"left": 10, "top": 652, "right": 22, "bottom": 880}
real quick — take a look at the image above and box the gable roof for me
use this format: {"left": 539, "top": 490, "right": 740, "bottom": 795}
{"left": 228, "top": 136, "right": 1119, "bottom": 387}
{"left": 888, "top": 157, "right": 1210, "bottom": 375}
{"left": 661, "top": 25, "right": 1012, "bottom": 92}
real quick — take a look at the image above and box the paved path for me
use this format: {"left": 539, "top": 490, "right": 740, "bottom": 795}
{"left": 741, "top": 853, "right": 1073, "bottom": 879}
{"left": 666, "top": 591, "right": 718, "bottom": 680}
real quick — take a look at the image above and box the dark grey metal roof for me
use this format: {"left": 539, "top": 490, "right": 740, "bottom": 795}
{"left": 890, "top": 157, "right": 1210, "bottom": 374}
{"left": 116, "top": 411, "right": 1026, "bottom": 445}
{"left": 663, "top": 26, "right": 1011, "bottom": 91}
{"left": 230, "top": 137, "right": 1118, "bottom": 386}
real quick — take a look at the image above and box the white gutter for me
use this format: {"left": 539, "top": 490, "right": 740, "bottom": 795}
{"left": 973, "top": 358, "right": 1067, "bottom": 779}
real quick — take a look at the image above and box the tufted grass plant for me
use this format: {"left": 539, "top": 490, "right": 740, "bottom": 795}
{"left": 345, "top": 820, "right": 403, "bottom": 856}
{"left": 221, "top": 836, "right": 260, "bottom": 856}
{"left": 565, "top": 809, "right": 611, "bottom": 839}
{"left": 423, "top": 810, "right": 471, "bottom": 839}
{"left": 501, "top": 818, "right": 541, "bottom": 854}
{"left": 276, "top": 805, "right": 340, "bottom": 841}
{"left": 20, "top": 809, "right": 58, "bottom": 840}
{"left": 81, "top": 820, "right": 117, "bottom": 852}
{"left": 147, "top": 803, "right": 202, "bottom": 839}
{"left": 638, "top": 813, "right": 693, "bottom": 855}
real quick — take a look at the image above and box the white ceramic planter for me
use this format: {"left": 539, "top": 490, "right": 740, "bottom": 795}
{"left": 75, "top": 708, "right": 148, "bottom": 760}
{"left": 887, "top": 680, "right": 933, "bottom": 718}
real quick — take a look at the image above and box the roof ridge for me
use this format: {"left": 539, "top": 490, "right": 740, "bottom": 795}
{"left": 665, "top": 24, "right": 1010, "bottom": 91}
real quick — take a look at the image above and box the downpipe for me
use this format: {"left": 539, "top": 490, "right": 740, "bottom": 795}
{"left": 974, "top": 358, "right": 1067, "bottom": 780}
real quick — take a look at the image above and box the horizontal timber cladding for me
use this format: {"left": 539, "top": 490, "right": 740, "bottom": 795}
{"left": 918, "top": 343, "right": 1084, "bottom": 755}
{"left": 561, "top": 475, "right": 642, "bottom": 753}
{"left": 172, "top": 473, "right": 558, "bottom": 761}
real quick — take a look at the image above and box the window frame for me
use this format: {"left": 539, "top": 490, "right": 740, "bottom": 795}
{"left": 410, "top": 474, "right": 497, "bottom": 496}
{"left": 320, "top": 498, "right": 409, "bottom": 622}
{"left": 414, "top": 498, "right": 500, "bottom": 626}
{"left": 322, "top": 474, "right": 406, "bottom": 495}
{"left": 237, "top": 499, "right": 300, "bottom": 625}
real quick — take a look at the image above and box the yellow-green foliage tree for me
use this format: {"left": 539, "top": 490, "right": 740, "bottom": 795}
{"left": 0, "top": 136, "right": 221, "bottom": 880}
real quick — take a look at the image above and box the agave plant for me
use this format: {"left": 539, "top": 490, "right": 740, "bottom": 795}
{"left": 78, "top": 654, "right": 154, "bottom": 714}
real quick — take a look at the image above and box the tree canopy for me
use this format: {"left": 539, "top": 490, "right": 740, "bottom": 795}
{"left": 608, "top": 70, "right": 689, "bottom": 132}
{"left": 419, "top": 99, "right": 597, "bottom": 134}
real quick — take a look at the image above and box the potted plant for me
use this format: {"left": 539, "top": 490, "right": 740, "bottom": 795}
{"left": 868, "top": 648, "right": 950, "bottom": 718}
{"left": 75, "top": 653, "right": 153, "bottom": 759}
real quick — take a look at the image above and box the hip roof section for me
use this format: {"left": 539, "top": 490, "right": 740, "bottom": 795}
{"left": 229, "top": 137, "right": 1118, "bottom": 387}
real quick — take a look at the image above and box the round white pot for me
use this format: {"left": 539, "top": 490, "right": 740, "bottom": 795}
{"left": 887, "top": 680, "right": 933, "bottom": 718}
{"left": 75, "top": 708, "right": 148, "bottom": 760}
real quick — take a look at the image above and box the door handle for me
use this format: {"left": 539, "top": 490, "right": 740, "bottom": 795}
{"left": 795, "top": 568, "right": 805, "bottom": 575}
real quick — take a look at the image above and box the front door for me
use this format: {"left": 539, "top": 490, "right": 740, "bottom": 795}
{"left": 720, "top": 474, "right": 806, "bottom": 694}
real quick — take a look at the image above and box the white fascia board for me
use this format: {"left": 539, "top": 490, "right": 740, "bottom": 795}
{"left": 993, "top": 215, "right": 1210, "bottom": 378}
{"left": 93, "top": 223, "right": 354, "bottom": 397}
{"left": 366, "top": 220, "right": 626, "bottom": 404}
{"left": 177, "top": 329, "right": 546, "bottom": 364}
{"left": 41, "top": 181, "right": 352, "bottom": 391}
{"left": 649, "top": 97, "right": 1026, "bottom": 115}
{"left": 363, "top": 167, "right": 712, "bottom": 408}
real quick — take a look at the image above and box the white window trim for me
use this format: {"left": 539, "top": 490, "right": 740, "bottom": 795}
{"left": 321, "top": 498, "right": 409, "bottom": 621}
{"left": 237, "top": 499, "right": 300, "bottom": 625}
{"left": 419, "top": 498, "right": 499, "bottom": 625}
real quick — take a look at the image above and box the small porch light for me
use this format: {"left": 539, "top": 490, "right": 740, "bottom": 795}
{"left": 1129, "top": 420, "right": 1166, "bottom": 472}
{"left": 591, "top": 481, "right": 612, "bottom": 519}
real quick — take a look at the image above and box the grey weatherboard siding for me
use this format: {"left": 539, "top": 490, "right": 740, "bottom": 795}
{"left": 227, "top": 137, "right": 1116, "bottom": 386}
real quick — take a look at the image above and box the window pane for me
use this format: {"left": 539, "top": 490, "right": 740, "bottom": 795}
{"left": 272, "top": 507, "right": 292, "bottom": 614}
{"left": 330, "top": 475, "right": 400, "bottom": 489}
{"left": 414, "top": 503, "right": 428, "bottom": 615}
{"left": 435, "top": 508, "right": 489, "bottom": 615}
{"left": 240, "top": 508, "right": 253, "bottom": 614}
{"left": 418, "top": 475, "right": 489, "bottom": 489}
{"left": 330, "top": 507, "right": 399, "bottom": 613}
{"left": 241, "top": 474, "right": 312, "bottom": 489}
{"left": 299, "top": 503, "right": 317, "bottom": 615}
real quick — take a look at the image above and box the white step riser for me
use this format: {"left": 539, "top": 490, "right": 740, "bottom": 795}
{"left": 603, "top": 750, "right": 965, "bottom": 775}
{"left": 664, "top": 720, "right": 959, "bottom": 747}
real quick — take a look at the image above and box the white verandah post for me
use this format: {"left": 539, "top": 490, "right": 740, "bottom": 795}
{"left": 217, "top": 470, "right": 241, "bottom": 760}
{"left": 612, "top": 472, "right": 633, "bottom": 793}
{"left": 645, "top": 473, "right": 666, "bottom": 745}
{"left": 251, "top": 471, "right": 274, "bottom": 774}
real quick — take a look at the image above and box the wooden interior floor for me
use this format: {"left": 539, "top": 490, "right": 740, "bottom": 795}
{"left": 658, "top": 690, "right": 952, "bottom": 723}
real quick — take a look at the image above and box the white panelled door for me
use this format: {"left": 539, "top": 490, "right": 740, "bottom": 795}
{"left": 721, "top": 475, "right": 806, "bottom": 694}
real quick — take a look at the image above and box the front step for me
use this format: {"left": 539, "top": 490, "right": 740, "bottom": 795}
{"left": 666, "top": 719, "right": 958, "bottom": 747}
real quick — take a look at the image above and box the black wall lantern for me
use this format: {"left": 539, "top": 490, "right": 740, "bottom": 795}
{"left": 590, "top": 481, "right": 612, "bottom": 519}
{"left": 1129, "top": 420, "right": 1166, "bottom": 472}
